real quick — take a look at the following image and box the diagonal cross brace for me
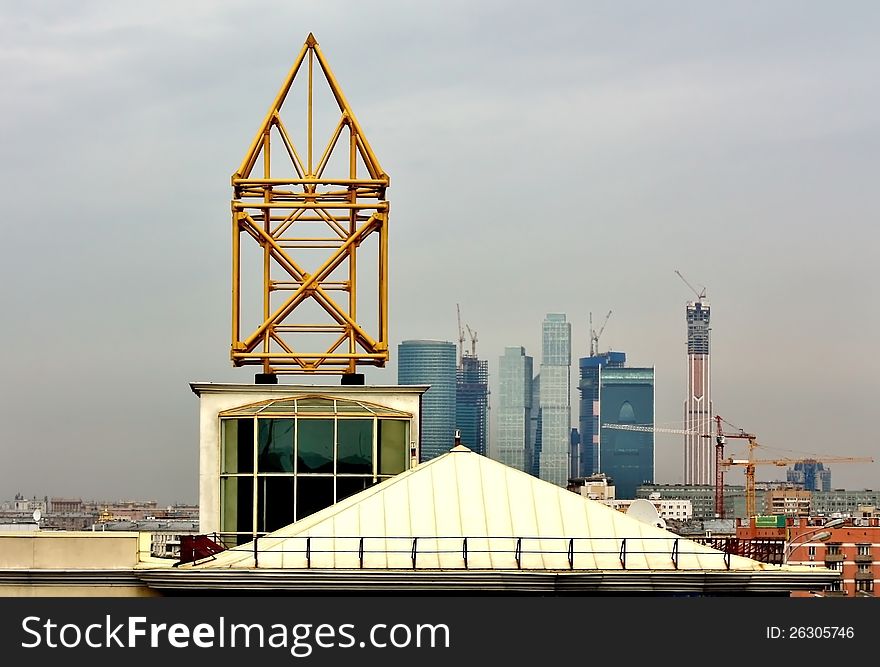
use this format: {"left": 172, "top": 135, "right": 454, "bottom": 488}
{"left": 237, "top": 212, "right": 382, "bottom": 354}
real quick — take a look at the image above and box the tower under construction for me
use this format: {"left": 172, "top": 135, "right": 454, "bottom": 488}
{"left": 454, "top": 307, "right": 489, "bottom": 456}
{"left": 456, "top": 354, "right": 489, "bottom": 456}
{"left": 683, "top": 291, "right": 712, "bottom": 484}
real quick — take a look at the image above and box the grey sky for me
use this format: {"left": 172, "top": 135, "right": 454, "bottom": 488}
{"left": 1, "top": 1, "right": 878, "bottom": 504}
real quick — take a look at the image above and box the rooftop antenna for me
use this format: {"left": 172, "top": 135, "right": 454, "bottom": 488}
{"left": 589, "top": 310, "right": 612, "bottom": 357}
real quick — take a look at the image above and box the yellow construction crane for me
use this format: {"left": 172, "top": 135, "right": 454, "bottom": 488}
{"left": 722, "top": 441, "right": 874, "bottom": 518}
{"left": 603, "top": 420, "right": 874, "bottom": 520}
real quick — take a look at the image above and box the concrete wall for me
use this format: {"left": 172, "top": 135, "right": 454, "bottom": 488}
{"left": 0, "top": 531, "right": 159, "bottom": 597}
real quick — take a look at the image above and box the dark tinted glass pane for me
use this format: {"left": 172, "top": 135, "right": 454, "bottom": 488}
{"left": 257, "top": 476, "right": 295, "bottom": 533}
{"left": 297, "top": 419, "right": 333, "bottom": 473}
{"left": 258, "top": 419, "right": 294, "bottom": 472}
{"left": 220, "top": 476, "right": 253, "bottom": 534}
{"left": 337, "top": 419, "right": 373, "bottom": 474}
{"left": 378, "top": 419, "right": 408, "bottom": 475}
{"left": 296, "top": 476, "right": 334, "bottom": 521}
{"left": 336, "top": 476, "right": 375, "bottom": 503}
{"left": 221, "top": 418, "right": 253, "bottom": 473}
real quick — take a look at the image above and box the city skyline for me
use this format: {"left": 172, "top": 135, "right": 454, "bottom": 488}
{"left": 1, "top": 2, "right": 878, "bottom": 503}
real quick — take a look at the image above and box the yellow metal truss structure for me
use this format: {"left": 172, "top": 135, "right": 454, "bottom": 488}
{"left": 231, "top": 33, "right": 389, "bottom": 375}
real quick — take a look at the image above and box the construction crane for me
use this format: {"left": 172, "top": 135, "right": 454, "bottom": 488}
{"left": 604, "top": 416, "right": 745, "bottom": 519}
{"left": 456, "top": 303, "right": 466, "bottom": 366}
{"left": 721, "top": 444, "right": 874, "bottom": 519}
{"left": 703, "top": 415, "right": 755, "bottom": 519}
{"left": 465, "top": 324, "right": 478, "bottom": 357}
{"left": 604, "top": 418, "right": 873, "bottom": 520}
{"left": 589, "top": 310, "right": 612, "bottom": 357}
{"left": 675, "top": 269, "right": 707, "bottom": 300}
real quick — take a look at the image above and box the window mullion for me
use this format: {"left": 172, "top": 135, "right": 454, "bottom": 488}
{"left": 252, "top": 416, "right": 258, "bottom": 537}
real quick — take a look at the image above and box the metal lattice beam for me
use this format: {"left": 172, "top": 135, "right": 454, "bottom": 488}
{"left": 230, "top": 33, "right": 390, "bottom": 375}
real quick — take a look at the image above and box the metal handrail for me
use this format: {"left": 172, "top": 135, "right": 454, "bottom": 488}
{"left": 204, "top": 534, "right": 732, "bottom": 570}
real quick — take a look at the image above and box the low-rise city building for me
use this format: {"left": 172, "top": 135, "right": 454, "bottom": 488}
{"left": 736, "top": 515, "right": 880, "bottom": 597}
{"left": 637, "top": 483, "right": 747, "bottom": 520}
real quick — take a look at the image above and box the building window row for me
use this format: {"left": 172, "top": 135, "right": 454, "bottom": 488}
{"left": 856, "top": 579, "right": 874, "bottom": 594}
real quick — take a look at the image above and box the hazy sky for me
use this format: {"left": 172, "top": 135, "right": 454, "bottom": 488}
{"left": 1, "top": 1, "right": 878, "bottom": 504}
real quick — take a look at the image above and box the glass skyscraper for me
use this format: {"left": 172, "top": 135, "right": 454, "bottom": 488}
{"left": 456, "top": 354, "right": 489, "bottom": 456}
{"left": 398, "top": 340, "right": 457, "bottom": 462}
{"left": 599, "top": 366, "right": 655, "bottom": 499}
{"left": 539, "top": 313, "right": 571, "bottom": 487}
{"left": 578, "top": 351, "right": 626, "bottom": 477}
{"left": 579, "top": 350, "right": 655, "bottom": 499}
{"left": 529, "top": 373, "right": 541, "bottom": 477}
{"left": 495, "top": 346, "right": 533, "bottom": 471}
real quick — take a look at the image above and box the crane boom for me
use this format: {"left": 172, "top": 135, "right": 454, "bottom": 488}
{"left": 675, "top": 269, "right": 707, "bottom": 300}
{"left": 742, "top": 456, "right": 874, "bottom": 467}
{"left": 602, "top": 424, "right": 697, "bottom": 435}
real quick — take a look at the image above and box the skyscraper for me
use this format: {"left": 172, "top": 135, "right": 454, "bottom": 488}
{"left": 788, "top": 461, "right": 832, "bottom": 492}
{"left": 495, "top": 346, "right": 533, "bottom": 471}
{"left": 579, "top": 350, "right": 655, "bottom": 498}
{"left": 684, "top": 297, "right": 712, "bottom": 485}
{"left": 529, "top": 373, "right": 541, "bottom": 477}
{"left": 398, "top": 340, "right": 457, "bottom": 462}
{"left": 598, "top": 366, "right": 655, "bottom": 499}
{"left": 456, "top": 354, "right": 489, "bottom": 456}
{"left": 539, "top": 313, "right": 571, "bottom": 486}
{"left": 578, "top": 351, "right": 626, "bottom": 477}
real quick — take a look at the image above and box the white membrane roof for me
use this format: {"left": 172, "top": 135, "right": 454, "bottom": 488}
{"left": 192, "top": 446, "right": 791, "bottom": 572}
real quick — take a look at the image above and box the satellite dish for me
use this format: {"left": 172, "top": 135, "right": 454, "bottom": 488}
{"left": 32, "top": 509, "right": 42, "bottom": 523}
{"left": 626, "top": 499, "right": 666, "bottom": 529}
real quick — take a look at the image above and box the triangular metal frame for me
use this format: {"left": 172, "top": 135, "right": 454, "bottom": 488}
{"left": 231, "top": 34, "right": 389, "bottom": 375}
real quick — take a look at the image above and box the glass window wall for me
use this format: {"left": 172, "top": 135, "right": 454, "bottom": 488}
{"left": 218, "top": 396, "right": 411, "bottom": 539}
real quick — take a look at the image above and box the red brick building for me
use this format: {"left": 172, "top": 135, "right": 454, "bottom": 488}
{"left": 736, "top": 515, "right": 878, "bottom": 597}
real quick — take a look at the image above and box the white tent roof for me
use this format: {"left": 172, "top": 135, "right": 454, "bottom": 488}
{"left": 192, "top": 446, "right": 783, "bottom": 572}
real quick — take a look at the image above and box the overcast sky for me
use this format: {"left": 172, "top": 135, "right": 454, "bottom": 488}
{"left": 1, "top": 1, "right": 878, "bottom": 504}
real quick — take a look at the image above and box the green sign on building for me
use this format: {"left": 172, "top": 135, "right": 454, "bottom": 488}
{"left": 754, "top": 515, "right": 785, "bottom": 528}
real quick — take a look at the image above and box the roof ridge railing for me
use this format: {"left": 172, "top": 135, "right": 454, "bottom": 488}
{"left": 206, "top": 534, "right": 734, "bottom": 571}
